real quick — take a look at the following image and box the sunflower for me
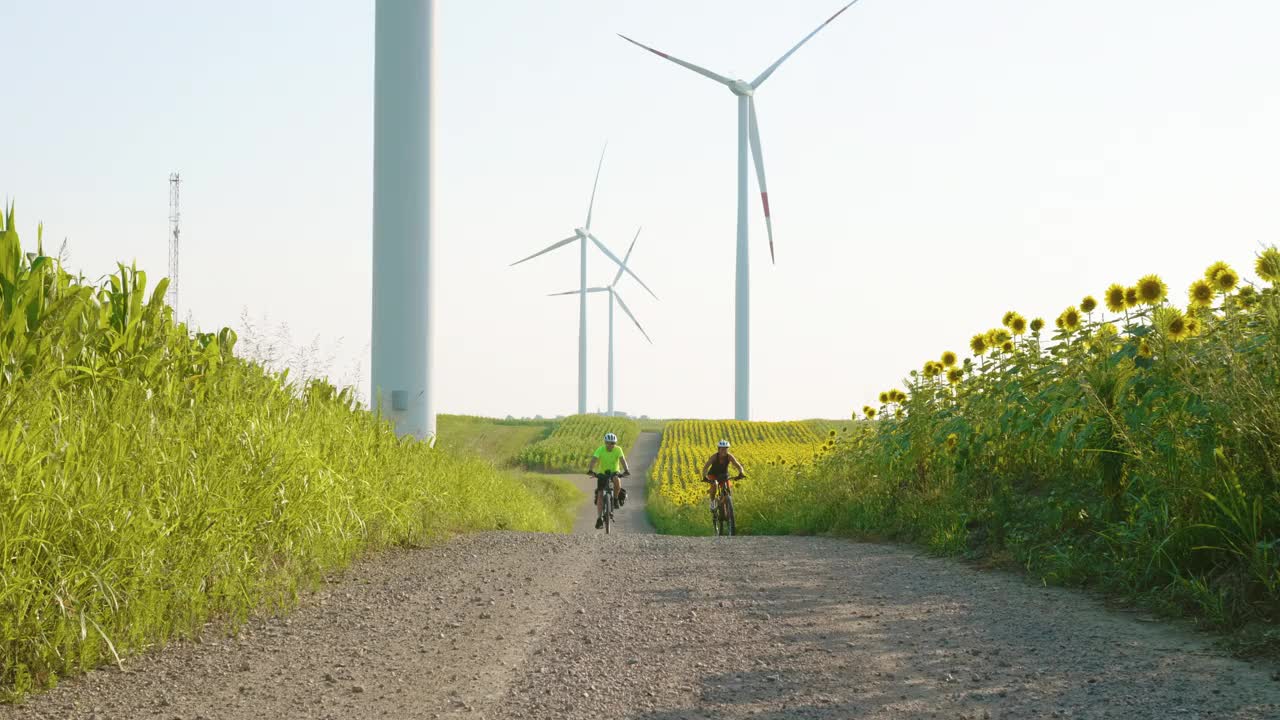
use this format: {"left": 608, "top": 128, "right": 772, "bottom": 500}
{"left": 947, "top": 367, "right": 964, "bottom": 384}
{"left": 1164, "top": 309, "right": 1189, "bottom": 341}
{"left": 1105, "top": 284, "right": 1127, "bottom": 313}
{"left": 1060, "top": 306, "right": 1082, "bottom": 332}
{"left": 1188, "top": 279, "right": 1214, "bottom": 308}
{"left": 1213, "top": 268, "right": 1239, "bottom": 293}
{"left": 1002, "top": 310, "right": 1019, "bottom": 328}
{"left": 1138, "top": 339, "right": 1153, "bottom": 358}
{"left": 1185, "top": 315, "right": 1202, "bottom": 337}
{"left": 1136, "top": 274, "right": 1167, "bottom": 305}
{"left": 1257, "top": 248, "right": 1280, "bottom": 284}
{"left": 941, "top": 350, "right": 958, "bottom": 367}
{"left": 923, "top": 361, "right": 942, "bottom": 378}
{"left": 1030, "top": 317, "right": 1045, "bottom": 332}
{"left": 863, "top": 406, "right": 877, "bottom": 420}
{"left": 1000, "top": 340, "right": 1014, "bottom": 353}
{"left": 970, "top": 334, "right": 988, "bottom": 355}
{"left": 1238, "top": 285, "right": 1258, "bottom": 307}
{"left": 1080, "top": 295, "right": 1098, "bottom": 313}
{"left": 878, "top": 391, "right": 889, "bottom": 404}
{"left": 1095, "top": 322, "right": 1119, "bottom": 340}
{"left": 944, "top": 433, "right": 958, "bottom": 452}
{"left": 890, "top": 389, "right": 907, "bottom": 403}
{"left": 1204, "top": 261, "right": 1232, "bottom": 284}
{"left": 1009, "top": 315, "right": 1027, "bottom": 335}
{"left": 1124, "top": 286, "right": 1140, "bottom": 308}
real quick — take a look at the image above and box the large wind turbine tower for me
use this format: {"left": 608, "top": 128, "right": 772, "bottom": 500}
{"left": 372, "top": 0, "right": 435, "bottom": 442}
{"left": 167, "top": 172, "right": 180, "bottom": 312}
{"left": 621, "top": 0, "right": 860, "bottom": 420}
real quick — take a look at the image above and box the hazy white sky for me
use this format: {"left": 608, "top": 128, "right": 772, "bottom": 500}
{"left": 4, "top": 1, "right": 1280, "bottom": 420}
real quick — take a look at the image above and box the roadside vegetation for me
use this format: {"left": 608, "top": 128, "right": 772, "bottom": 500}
{"left": 436, "top": 414, "right": 555, "bottom": 466}
{"left": 660, "top": 250, "right": 1280, "bottom": 643}
{"left": 0, "top": 212, "right": 575, "bottom": 701}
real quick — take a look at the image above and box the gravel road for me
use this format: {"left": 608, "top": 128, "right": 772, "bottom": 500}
{"left": 6, "top": 433, "right": 1279, "bottom": 719}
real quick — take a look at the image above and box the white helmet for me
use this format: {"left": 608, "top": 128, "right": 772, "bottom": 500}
{"left": 718, "top": 439, "right": 730, "bottom": 448}
{"left": 604, "top": 432, "right": 618, "bottom": 443}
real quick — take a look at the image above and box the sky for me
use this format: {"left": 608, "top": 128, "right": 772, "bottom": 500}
{"left": 4, "top": 0, "right": 1280, "bottom": 421}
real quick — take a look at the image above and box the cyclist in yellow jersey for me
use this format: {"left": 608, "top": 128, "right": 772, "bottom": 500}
{"left": 586, "top": 432, "right": 631, "bottom": 529}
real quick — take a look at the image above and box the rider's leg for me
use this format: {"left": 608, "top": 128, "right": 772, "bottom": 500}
{"left": 613, "top": 476, "right": 622, "bottom": 507}
{"left": 594, "top": 475, "right": 605, "bottom": 529}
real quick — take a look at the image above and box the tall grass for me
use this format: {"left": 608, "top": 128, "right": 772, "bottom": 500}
{"left": 0, "top": 210, "right": 572, "bottom": 700}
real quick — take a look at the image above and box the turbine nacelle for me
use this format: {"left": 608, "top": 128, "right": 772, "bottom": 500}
{"left": 729, "top": 80, "right": 754, "bottom": 97}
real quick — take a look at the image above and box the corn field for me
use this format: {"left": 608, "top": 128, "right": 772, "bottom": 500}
{"left": 515, "top": 414, "right": 639, "bottom": 472}
{"left": 0, "top": 210, "right": 572, "bottom": 700}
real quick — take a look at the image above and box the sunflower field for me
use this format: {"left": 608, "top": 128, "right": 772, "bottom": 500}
{"left": 0, "top": 210, "right": 575, "bottom": 701}
{"left": 794, "top": 248, "right": 1280, "bottom": 636}
{"left": 646, "top": 419, "right": 855, "bottom": 534}
{"left": 515, "top": 414, "right": 640, "bottom": 472}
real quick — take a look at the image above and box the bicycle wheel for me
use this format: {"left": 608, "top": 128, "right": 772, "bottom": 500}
{"left": 604, "top": 493, "right": 612, "bottom": 534}
{"left": 724, "top": 494, "right": 735, "bottom": 537}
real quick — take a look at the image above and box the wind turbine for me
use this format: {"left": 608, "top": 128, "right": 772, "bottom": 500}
{"left": 511, "top": 148, "right": 657, "bottom": 415}
{"left": 620, "top": 0, "right": 860, "bottom": 420}
{"left": 549, "top": 228, "right": 652, "bottom": 417}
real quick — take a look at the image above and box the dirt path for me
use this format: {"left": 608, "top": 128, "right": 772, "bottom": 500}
{"left": 569, "top": 431, "right": 660, "bottom": 535}
{"left": 7, "top": 531, "right": 1279, "bottom": 719}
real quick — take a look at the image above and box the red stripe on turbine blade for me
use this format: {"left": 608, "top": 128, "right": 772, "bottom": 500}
{"left": 761, "top": 192, "right": 771, "bottom": 217}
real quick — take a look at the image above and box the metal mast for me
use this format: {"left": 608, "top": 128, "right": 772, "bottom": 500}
{"left": 167, "top": 172, "right": 181, "bottom": 311}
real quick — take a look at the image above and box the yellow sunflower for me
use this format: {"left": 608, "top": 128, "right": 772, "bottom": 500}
{"left": 1080, "top": 295, "right": 1098, "bottom": 313}
{"left": 1124, "top": 286, "right": 1140, "bottom": 308}
{"left": 1164, "top": 309, "right": 1189, "bottom": 341}
{"left": 864, "top": 406, "right": 877, "bottom": 420}
{"left": 1001, "top": 340, "right": 1014, "bottom": 353}
{"left": 1136, "top": 274, "right": 1167, "bottom": 305}
{"left": 1257, "top": 247, "right": 1280, "bottom": 284}
{"left": 1213, "top": 268, "right": 1239, "bottom": 293}
{"left": 970, "top": 334, "right": 988, "bottom": 355}
{"left": 1105, "top": 284, "right": 1127, "bottom": 313}
{"left": 1188, "top": 279, "right": 1214, "bottom": 308}
{"left": 941, "top": 350, "right": 958, "bottom": 367}
{"left": 1204, "top": 261, "right": 1232, "bottom": 283}
{"left": 947, "top": 367, "right": 964, "bottom": 384}
{"left": 1002, "top": 311, "right": 1018, "bottom": 328}
{"left": 1030, "top": 317, "right": 1045, "bottom": 332}
{"left": 878, "top": 391, "right": 889, "bottom": 404}
{"left": 1238, "top": 285, "right": 1258, "bottom": 307}
{"left": 1010, "top": 315, "right": 1028, "bottom": 335}
{"left": 1185, "top": 315, "right": 1202, "bottom": 337}
{"left": 1060, "top": 306, "right": 1082, "bottom": 332}
{"left": 1138, "top": 339, "right": 1153, "bottom": 358}
{"left": 944, "top": 433, "right": 958, "bottom": 452}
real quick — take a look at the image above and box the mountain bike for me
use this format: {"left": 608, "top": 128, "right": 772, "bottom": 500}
{"left": 704, "top": 474, "right": 743, "bottom": 536}
{"left": 592, "top": 470, "right": 629, "bottom": 534}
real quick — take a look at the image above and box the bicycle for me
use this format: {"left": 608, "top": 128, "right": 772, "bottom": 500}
{"left": 703, "top": 473, "right": 743, "bottom": 536}
{"left": 591, "top": 470, "right": 629, "bottom": 534}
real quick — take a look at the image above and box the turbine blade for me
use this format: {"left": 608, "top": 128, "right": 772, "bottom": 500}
{"left": 548, "top": 287, "right": 608, "bottom": 297}
{"left": 611, "top": 227, "right": 643, "bottom": 288}
{"left": 510, "top": 235, "right": 577, "bottom": 266}
{"left": 589, "top": 232, "right": 659, "bottom": 300}
{"left": 751, "top": 0, "right": 861, "bottom": 89}
{"left": 617, "top": 34, "right": 734, "bottom": 88}
{"left": 613, "top": 291, "right": 652, "bottom": 344}
{"left": 748, "top": 98, "right": 775, "bottom": 265}
{"left": 586, "top": 143, "right": 607, "bottom": 230}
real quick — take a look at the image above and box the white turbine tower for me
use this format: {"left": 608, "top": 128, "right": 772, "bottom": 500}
{"left": 549, "top": 228, "right": 652, "bottom": 417}
{"left": 511, "top": 149, "right": 657, "bottom": 415}
{"left": 620, "top": 0, "right": 860, "bottom": 420}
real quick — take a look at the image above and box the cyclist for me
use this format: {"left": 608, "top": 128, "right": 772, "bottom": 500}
{"left": 586, "top": 432, "right": 631, "bottom": 530}
{"left": 700, "top": 439, "right": 745, "bottom": 514}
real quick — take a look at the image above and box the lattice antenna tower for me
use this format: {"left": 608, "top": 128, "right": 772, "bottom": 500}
{"left": 167, "top": 172, "right": 181, "bottom": 311}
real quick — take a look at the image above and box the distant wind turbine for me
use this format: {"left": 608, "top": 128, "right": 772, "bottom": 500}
{"left": 549, "top": 228, "right": 652, "bottom": 417}
{"left": 620, "top": 0, "right": 860, "bottom": 420}
{"left": 511, "top": 147, "right": 657, "bottom": 415}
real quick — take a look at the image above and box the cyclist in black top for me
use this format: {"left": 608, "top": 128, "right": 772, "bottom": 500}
{"left": 699, "top": 439, "right": 746, "bottom": 510}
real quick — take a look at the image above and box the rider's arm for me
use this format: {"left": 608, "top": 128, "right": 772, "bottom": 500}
{"left": 699, "top": 455, "right": 714, "bottom": 479}
{"left": 729, "top": 453, "right": 746, "bottom": 476}
{"left": 620, "top": 455, "right": 631, "bottom": 475}
{"left": 586, "top": 449, "right": 599, "bottom": 475}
